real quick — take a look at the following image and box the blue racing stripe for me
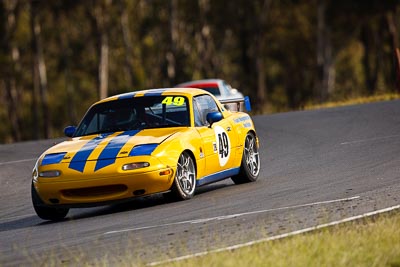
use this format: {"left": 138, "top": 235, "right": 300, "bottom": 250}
{"left": 129, "top": 144, "right": 158, "bottom": 156}
{"left": 94, "top": 130, "right": 141, "bottom": 171}
{"left": 41, "top": 152, "right": 66, "bottom": 166}
{"left": 196, "top": 167, "right": 240, "bottom": 187}
{"left": 68, "top": 133, "right": 112, "bottom": 172}
{"left": 118, "top": 92, "right": 136, "bottom": 100}
{"left": 143, "top": 89, "right": 167, "bottom": 96}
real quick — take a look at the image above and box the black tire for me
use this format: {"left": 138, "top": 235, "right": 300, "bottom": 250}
{"left": 31, "top": 183, "right": 69, "bottom": 221}
{"left": 231, "top": 132, "right": 260, "bottom": 184}
{"left": 165, "top": 152, "right": 196, "bottom": 201}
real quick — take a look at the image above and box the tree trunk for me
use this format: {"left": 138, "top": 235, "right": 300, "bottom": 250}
{"left": 361, "top": 20, "right": 380, "bottom": 96}
{"left": 167, "top": 0, "right": 178, "bottom": 84}
{"left": 56, "top": 11, "right": 77, "bottom": 125}
{"left": 256, "top": 56, "right": 266, "bottom": 112}
{"left": 99, "top": 32, "right": 109, "bottom": 99}
{"left": 386, "top": 11, "right": 400, "bottom": 92}
{"left": 92, "top": 0, "right": 112, "bottom": 100}
{"left": 119, "top": 0, "right": 136, "bottom": 88}
{"left": 396, "top": 48, "right": 400, "bottom": 92}
{"left": 316, "top": 0, "right": 334, "bottom": 103}
{"left": 4, "top": 79, "right": 21, "bottom": 141}
{"left": 31, "top": 1, "right": 50, "bottom": 139}
{"left": 197, "top": 0, "right": 215, "bottom": 78}
{"left": 238, "top": 3, "right": 252, "bottom": 97}
{"left": 2, "top": 0, "right": 23, "bottom": 141}
{"left": 254, "top": 0, "right": 270, "bottom": 112}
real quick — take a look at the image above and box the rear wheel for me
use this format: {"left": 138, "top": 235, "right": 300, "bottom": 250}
{"left": 31, "top": 183, "right": 69, "bottom": 221}
{"left": 166, "top": 152, "right": 196, "bottom": 200}
{"left": 231, "top": 132, "right": 260, "bottom": 184}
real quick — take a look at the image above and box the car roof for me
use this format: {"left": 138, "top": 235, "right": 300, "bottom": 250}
{"left": 96, "top": 88, "right": 212, "bottom": 105}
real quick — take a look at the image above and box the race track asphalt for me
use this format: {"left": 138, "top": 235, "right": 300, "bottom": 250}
{"left": 1, "top": 100, "right": 399, "bottom": 265}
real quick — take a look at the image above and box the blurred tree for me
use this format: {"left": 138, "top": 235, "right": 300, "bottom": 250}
{"left": 254, "top": 0, "right": 271, "bottom": 112}
{"left": 51, "top": 1, "right": 79, "bottom": 125}
{"left": 31, "top": 0, "right": 50, "bottom": 138}
{"left": 166, "top": 0, "right": 178, "bottom": 84}
{"left": 119, "top": 0, "right": 138, "bottom": 89}
{"left": 197, "top": 0, "right": 216, "bottom": 78}
{"left": 0, "top": 0, "right": 23, "bottom": 141}
{"left": 87, "top": 0, "right": 113, "bottom": 100}
{"left": 386, "top": 9, "right": 399, "bottom": 92}
{"left": 316, "top": 0, "right": 333, "bottom": 102}
{"left": 0, "top": 0, "right": 399, "bottom": 143}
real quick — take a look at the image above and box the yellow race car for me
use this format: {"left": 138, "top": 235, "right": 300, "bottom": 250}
{"left": 31, "top": 88, "right": 260, "bottom": 220}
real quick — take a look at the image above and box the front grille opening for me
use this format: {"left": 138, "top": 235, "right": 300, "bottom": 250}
{"left": 49, "top": 198, "right": 59, "bottom": 204}
{"left": 133, "top": 189, "right": 145, "bottom": 196}
{"left": 62, "top": 184, "right": 128, "bottom": 198}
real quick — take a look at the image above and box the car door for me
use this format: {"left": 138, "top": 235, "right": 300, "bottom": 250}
{"left": 193, "top": 95, "right": 238, "bottom": 178}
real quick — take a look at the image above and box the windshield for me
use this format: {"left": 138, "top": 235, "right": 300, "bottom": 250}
{"left": 74, "top": 95, "right": 190, "bottom": 137}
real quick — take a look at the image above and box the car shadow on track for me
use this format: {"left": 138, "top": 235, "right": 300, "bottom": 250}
{"left": 0, "top": 183, "right": 232, "bottom": 231}
{"left": 0, "top": 215, "right": 45, "bottom": 232}
{"left": 68, "top": 182, "right": 232, "bottom": 220}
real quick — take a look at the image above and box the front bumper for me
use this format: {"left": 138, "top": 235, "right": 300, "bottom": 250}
{"left": 33, "top": 162, "right": 175, "bottom": 207}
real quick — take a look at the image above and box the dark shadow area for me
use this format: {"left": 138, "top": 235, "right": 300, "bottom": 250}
{"left": 194, "top": 182, "right": 233, "bottom": 195}
{"left": 69, "top": 182, "right": 233, "bottom": 220}
{"left": 0, "top": 181, "right": 234, "bottom": 231}
{"left": 0, "top": 215, "right": 47, "bottom": 232}
{"left": 68, "top": 194, "right": 167, "bottom": 220}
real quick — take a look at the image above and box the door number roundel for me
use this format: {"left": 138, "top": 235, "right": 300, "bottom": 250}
{"left": 214, "top": 125, "right": 231, "bottom": 167}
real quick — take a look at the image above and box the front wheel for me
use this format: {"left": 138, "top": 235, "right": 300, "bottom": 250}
{"left": 231, "top": 132, "right": 260, "bottom": 184}
{"left": 31, "top": 183, "right": 69, "bottom": 221}
{"left": 166, "top": 152, "right": 196, "bottom": 201}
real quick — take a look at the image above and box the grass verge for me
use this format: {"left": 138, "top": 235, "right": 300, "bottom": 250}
{"left": 155, "top": 212, "right": 400, "bottom": 267}
{"left": 304, "top": 93, "right": 400, "bottom": 110}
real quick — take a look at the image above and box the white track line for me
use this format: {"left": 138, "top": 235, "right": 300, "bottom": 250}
{"left": 148, "top": 204, "right": 400, "bottom": 266}
{"left": 103, "top": 196, "right": 360, "bottom": 235}
{"left": 340, "top": 134, "right": 400, "bottom": 145}
{"left": 0, "top": 158, "right": 36, "bottom": 166}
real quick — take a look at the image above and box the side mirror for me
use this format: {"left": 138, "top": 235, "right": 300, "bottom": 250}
{"left": 206, "top": 112, "right": 223, "bottom": 127}
{"left": 64, "top": 126, "right": 76, "bottom": 137}
{"left": 244, "top": 96, "right": 252, "bottom": 112}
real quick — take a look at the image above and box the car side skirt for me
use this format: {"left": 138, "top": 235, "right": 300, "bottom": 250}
{"left": 196, "top": 167, "right": 240, "bottom": 187}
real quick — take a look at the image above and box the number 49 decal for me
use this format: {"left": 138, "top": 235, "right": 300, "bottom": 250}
{"left": 162, "top": 96, "right": 185, "bottom": 106}
{"left": 218, "top": 132, "right": 229, "bottom": 158}
{"left": 214, "top": 126, "right": 231, "bottom": 167}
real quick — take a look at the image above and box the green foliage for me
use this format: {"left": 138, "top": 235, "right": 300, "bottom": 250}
{"left": 0, "top": 0, "right": 399, "bottom": 142}
{"left": 158, "top": 213, "right": 400, "bottom": 267}
{"left": 21, "top": 210, "right": 400, "bottom": 265}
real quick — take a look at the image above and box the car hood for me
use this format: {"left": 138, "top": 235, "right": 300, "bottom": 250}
{"left": 40, "top": 128, "right": 182, "bottom": 167}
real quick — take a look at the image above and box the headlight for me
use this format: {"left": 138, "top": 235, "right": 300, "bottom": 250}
{"left": 32, "top": 168, "right": 38, "bottom": 180}
{"left": 32, "top": 160, "right": 39, "bottom": 181}
{"left": 122, "top": 162, "right": 150, "bottom": 171}
{"left": 39, "top": 170, "right": 61, "bottom": 177}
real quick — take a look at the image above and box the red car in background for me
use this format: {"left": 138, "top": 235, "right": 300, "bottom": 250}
{"left": 175, "top": 79, "right": 247, "bottom": 111}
